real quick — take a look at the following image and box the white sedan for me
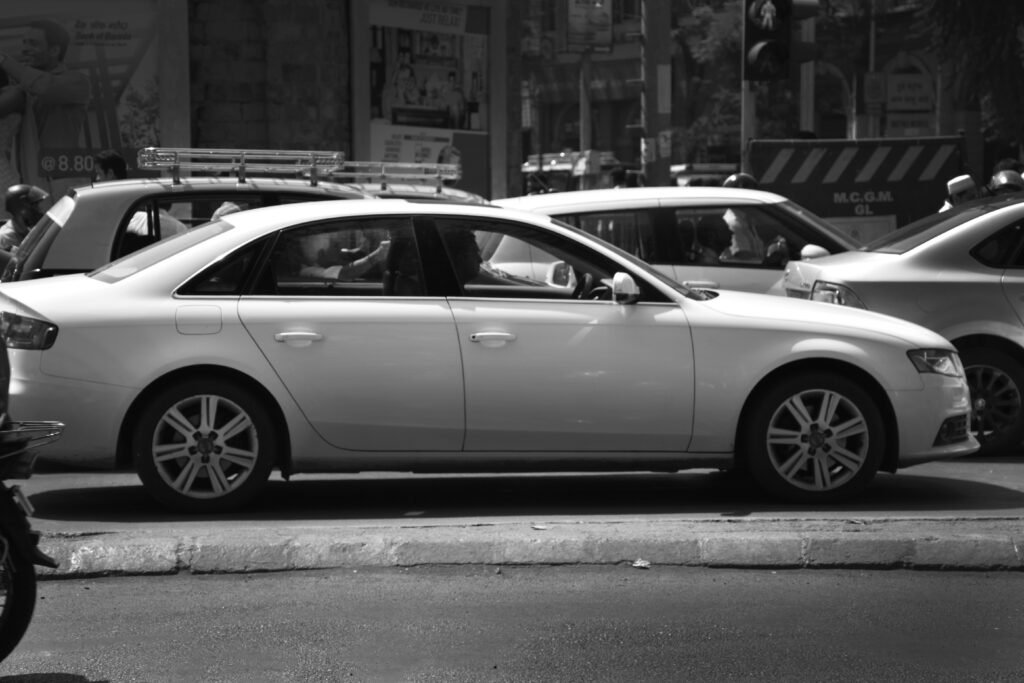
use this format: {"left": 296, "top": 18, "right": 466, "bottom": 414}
{"left": 0, "top": 200, "right": 977, "bottom": 512}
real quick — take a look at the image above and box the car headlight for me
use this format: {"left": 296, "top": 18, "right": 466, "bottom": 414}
{"left": 810, "top": 281, "right": 866, "bottom": 308}
{"left": 908, "top": 349, "right": 964, "bottom": 377}
{"left": 1, "top": 312, "right": 58, "bottom": 350}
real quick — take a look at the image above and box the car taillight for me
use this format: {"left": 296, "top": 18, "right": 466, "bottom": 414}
{"left": 0, "top": 312, "right": 58, "bottom": 350}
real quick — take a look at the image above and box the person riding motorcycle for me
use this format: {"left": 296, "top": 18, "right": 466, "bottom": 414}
{"left": 722, "top": 172, "right": 759, "bottom": 189}
{"left": 989, "top": 169, "right": 1024, "bottom": 196}
{"left": 0, "top": 184, "right": 48, "bottom": 254}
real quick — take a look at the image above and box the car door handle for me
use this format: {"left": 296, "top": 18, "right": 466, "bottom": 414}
{"left": 683, "top": 280, "right": 719, "bottom": 289}
{"left": 274, "top": 331, "right": 324, "bottom": 347}
{"left": 469, "top": 331, "right": 516, "bottom": 345}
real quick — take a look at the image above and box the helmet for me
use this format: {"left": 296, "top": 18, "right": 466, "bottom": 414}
{"left": 990, "top": 170, "right": 1024, "bottom": 195}
{"left": 722, "top": 172, "right": 759, "bottom": 189}
{"left": 4, "top": 184, "right": 49, "bottom": 223}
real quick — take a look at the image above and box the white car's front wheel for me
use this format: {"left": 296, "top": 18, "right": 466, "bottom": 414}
{"left": 743, "top": 372, "right": 884, "bottom": 503}
{"left": 134, "top": 378, "right": 276, "bottom": 512}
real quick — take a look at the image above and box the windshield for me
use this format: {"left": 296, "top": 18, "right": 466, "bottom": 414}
{"left": 776, "top": 200, "right": 860, "bottom": 250}
{"left": 861, "top": 197, "right": 1024, "bottom": 254}
{"left": 90, "top": 220, "right": 235, "bottom": 282}
{"left": 550, "top": 217, "right": 697, "bottom": 298}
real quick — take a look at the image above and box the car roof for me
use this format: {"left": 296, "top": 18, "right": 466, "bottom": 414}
{"left": 342, "top": 182, "right": 489, "bottom": 204}
{"left": 218, "top": 198, "right": 527, "bottom": 230}
{"left": 493, "top": 186, "right": 791, "bottom": 212}
{"left": 71, "top": 176, "right": 374, "bottom": 200}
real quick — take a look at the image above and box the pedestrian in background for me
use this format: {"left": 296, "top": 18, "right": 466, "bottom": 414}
{"left": 93, "top": 148, "right": 128, "bottom": 182}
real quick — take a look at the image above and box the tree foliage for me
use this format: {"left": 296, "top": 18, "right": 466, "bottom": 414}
{"left": 917, "top": 0, "right": 1024, "bottom": 145}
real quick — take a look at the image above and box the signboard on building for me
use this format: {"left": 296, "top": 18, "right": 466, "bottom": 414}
{"left": 559, "top": 0, "right": 613, "bottom": 53}
{"left": 886, "top": 73, "right": 934, "bottom": 112}
{"left": 0, "top": 0, "right": 188, "bottom": 202}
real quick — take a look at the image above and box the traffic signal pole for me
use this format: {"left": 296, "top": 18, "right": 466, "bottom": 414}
{"left": 740, "top": 0, "right": 820, "bottom": 171}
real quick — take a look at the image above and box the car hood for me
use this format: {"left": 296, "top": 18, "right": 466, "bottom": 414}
{"left": 697, "top": 287, "right": 953, "bottom": 350}
{"left": 782, "top": 251, "right": 895, "bottom": 294}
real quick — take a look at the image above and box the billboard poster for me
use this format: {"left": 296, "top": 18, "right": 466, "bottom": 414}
{"left": 0, "top": 0, "right": 187, "bottom": 206}
{"left": 367, "top": 0, "right": 490, "bottom": 196}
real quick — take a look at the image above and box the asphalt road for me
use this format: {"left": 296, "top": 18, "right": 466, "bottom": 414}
{"left": 2, "top": 566, "right": 1023, "bottom": 681}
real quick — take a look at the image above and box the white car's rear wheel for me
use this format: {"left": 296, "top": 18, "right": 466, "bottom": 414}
{"left": 744, "top": 372, "right": 884, "bottom": 503}
{"left": 134, "top": 379, "right": 276, "bottom": 512}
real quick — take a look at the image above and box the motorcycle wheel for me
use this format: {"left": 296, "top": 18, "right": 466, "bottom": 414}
{"left": 0, "top": 532, "right": 38, "bottom": 663}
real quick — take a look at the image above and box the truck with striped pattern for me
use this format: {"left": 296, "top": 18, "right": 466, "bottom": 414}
{"left": 748, "top": 135, "right": 967, "bottom": 244}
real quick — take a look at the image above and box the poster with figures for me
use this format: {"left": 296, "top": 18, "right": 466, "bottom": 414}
{"left": 367, "top": 0, "right": 489, "bottom": 184}
{"left": 0, "top": 0, "right": 186, "bottom": 204}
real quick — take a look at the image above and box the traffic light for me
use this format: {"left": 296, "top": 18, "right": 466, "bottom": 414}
{"left": 743, "top": 0, "right": 819, "bottom": 82}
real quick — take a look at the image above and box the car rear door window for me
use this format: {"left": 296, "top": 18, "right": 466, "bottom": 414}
{"left": 253, "top": 218, "right": 420, "bottom": 297}
{"left": 973, "top": 222, "right": 1024, "bottom": 268}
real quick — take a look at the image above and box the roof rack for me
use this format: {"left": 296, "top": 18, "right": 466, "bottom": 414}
{"left": 328, "top": 161, "right": 461, "bottom": 193}
{"left": 137, "top": 147, "right": 347, "bottom": 185}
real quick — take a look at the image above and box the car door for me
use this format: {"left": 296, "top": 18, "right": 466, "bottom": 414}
{"left": 973, "top": 220, "right": 1024, "bottom": 330}
{"left": 237, "top": 217, "right": 465, "bottom": 452}
{"left": 433, "top": 217, "right": 695, "bottom": 453}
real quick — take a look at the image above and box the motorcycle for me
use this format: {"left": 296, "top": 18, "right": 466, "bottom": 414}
{"left": 0, "top": 418, "right": 63, "bottom": 662}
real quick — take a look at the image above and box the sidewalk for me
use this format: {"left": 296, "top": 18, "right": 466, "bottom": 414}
{"left": 37, "top": 516, "right": 1024, "bottom": 578}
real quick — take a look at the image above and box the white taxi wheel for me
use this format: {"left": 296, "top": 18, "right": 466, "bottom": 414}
{"left": 133, "top": 378, "right": 276, "bottom": 512}
{"left": 744, "top": 372, "right": 884, "bottom": 503}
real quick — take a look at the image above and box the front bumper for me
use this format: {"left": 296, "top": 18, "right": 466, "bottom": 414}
{"left": 890, "top": 373, "right": 979, "bottom": 467}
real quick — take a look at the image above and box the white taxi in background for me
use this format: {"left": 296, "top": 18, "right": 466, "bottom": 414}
{"left": 494, "top": 187, "right": 858, "bottom": 293}
{"left": 0, "top": 200, "right": 976, "bottom": 512}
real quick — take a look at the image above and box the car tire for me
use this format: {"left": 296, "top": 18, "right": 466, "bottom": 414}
{"left": 133, "top": 378, "right": 277, "bottom": 513}
{"left": 743, "top": 372, "right": 884, "bottom": 503}
{"left": 959, "top": 346, "right": 1024, "bottom": 457}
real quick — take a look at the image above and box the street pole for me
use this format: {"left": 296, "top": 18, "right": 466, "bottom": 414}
{"left": 580, "top": 47, "right": 592, "bottom": 152}
{"left": 641, "top": 0, "right": 672, "bottom": 186}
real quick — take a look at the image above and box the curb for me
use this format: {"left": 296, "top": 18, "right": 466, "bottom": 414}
{"left": 36, "top": 519, "right": 1024, "bottom": 578}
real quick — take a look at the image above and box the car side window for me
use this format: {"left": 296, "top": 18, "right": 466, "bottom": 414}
{"left": 115, "top": 197, "right": 224, "bottom": 259}
{"left": 179, "top": 239, "right": 267, "bottom": 296}
{"left": 258, "top": 217, "right": 420, "bottom": 297}
{"left": 973, "top": 223, "right": 1024, "bottom": 268}
{"left": 433, "top": 217, "right": 656, "bottom": 302}
{"left": 668, "top": 206, "right": 800, "bottom": 270}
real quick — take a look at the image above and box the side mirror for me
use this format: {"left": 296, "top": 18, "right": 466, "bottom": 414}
{"left": 546, "top": 261, "right": 577, "bottom": 289}
{"left": 800, "top": 244, "right": 830, "bottom": 260}
{"left": 612, "top": 272, "right": 640, "bottom": 304}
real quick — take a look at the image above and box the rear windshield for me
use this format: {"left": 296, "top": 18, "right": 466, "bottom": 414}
{"left": 90, "top": 219, "right": 235, "bottom": 282}
{"left": 861, "top": 198, "right": 1024, "bottom": 254}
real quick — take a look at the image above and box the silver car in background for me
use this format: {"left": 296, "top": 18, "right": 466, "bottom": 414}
{"left": 782, "top": 194, "right": 1024, "bottom": 456}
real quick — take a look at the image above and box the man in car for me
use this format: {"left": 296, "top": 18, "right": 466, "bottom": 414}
{"left": 719, "top": 208, "right": 765, "bottom": 263}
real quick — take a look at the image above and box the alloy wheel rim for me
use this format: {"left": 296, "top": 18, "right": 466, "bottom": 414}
{"left": 151, "top": 394, "right": 259, "bottom": 500}
{"left": 965, "top": 364, "right": 1021, "bottom": 444}
{"left": 765, "top": 388, "right": 869, "bottom": 492}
